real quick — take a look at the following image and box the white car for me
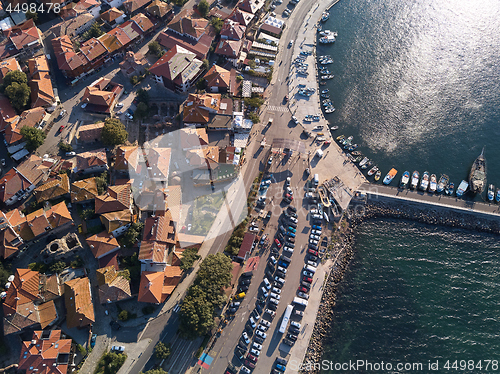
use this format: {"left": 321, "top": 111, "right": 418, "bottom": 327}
{"left": 286, "top": 187, "right": 293, "bottom": 195}
{"left": 310, "top": 239, "right": 319, "bottom": 245}
{"left": 261, "top": 287, "right": 269, "bottom": 298}
{"left": 297, "top": 292, "right": 309, "bottom": 299}
{"left": 241, "top": 366, "right": 251, "bottom": 373}
{"left": 292, "top": 116, "right": 299, "bottom": 124}
{"left": 290, "top": 321, "right": 301, "bottom": 329}
{"left": 124, "top": 113, "right": 133, "bottom": 119}
{"left": 272, "top": 287, "right": 281, "bottom": 294}
{"left": 265, "top": 309, "right": 276, "bottom": 317}
{"left": 260, "top": 319, "right": 271, "bottom": 327}
{"left": 115, "top": 102, "right": 124, "bottom": 108}
{"left": 65, "top": 152, "right": 76, "bottom": 156}
{"left": 249, "top": 317, "right": 256, "bottom": 328}
{"left": 256, "top": 330, "right": 267, "bottom": 339}
{"left": 250, "top": 348, "right": 260, "bottom": 356}
{"left": 269, "top": 298, "right": 279, "bottom": 305}
{"left": 277, "top": 266, "right": 287, "bottom": 274}
{"left": 269, "top": 256, "right": 277, "bottom": 265}
{"left": 307, "top": 260, "right": 317, "bottom": 268}
{"left": 111, "top": 345, "right": 125, "bottom": 352}
{"left": 311, "top": 230, "right": 322, "bottom": 235}
{"left": 257, "top": 325, "right": 268, "bottom": 333}
{"left": 283, "top": 246, "right": 294, "bottom": 253}
{"left": 289, "top": 217, "right": 298, "bottom": 224}
{"left": 242, "top": 332, "right": 250, "bottom": 344}
{"left": 310, "top": 234, "right": 321, "bottom": 241}
{"left": 252, "top": 342, "right": 262, "bottom": 350}
{"left": 270, "top": 293, "right": 280, "bottom": 300}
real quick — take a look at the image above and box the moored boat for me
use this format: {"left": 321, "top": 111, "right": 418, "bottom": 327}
{"left": 446, "top": 182, "right": 454, "bottom": 196}
{"left": 400, "top": 171, "right": 410, "bottom": 188}
{"left": 383, "top": 168, "right": 398, "bottom": 185}
{"left": 374, "top": 170, "right": 381, "bottom": 181}
{"left": 469, "top": 147, "right": 487, "bottom": 194}
{"left": 456, "top": 180, "right": 468, "bottom": 197}
{"left": 351, "top": 151, "right": 362, "bottom": 156}
{"left": 488, "top": 184, "right": 495, "bottom": 202}
{"left": 321, "top": 11, "right": 330, "bottom": 22}
{"left": 358, "top": 157, "right": 369, "bottom": 168}
{"left": 496, "top": 188, "right": 500, "bottom": 203}
{"left": 336, "top": 134, "right": 345, "bottom": 142}
{"left": 410, "top": 170, "right": 419, "bottom": 189}
{"left": 330, "top": 126, "right": 339, "bottom": 131}
{"left": 436, "top": 174, "right": 449, "bottom": 193}
{"left": 368, "top": 166, "right": 378, "bottom": 176}
{"left": 419, "top": 171, "right": 429, "bottom": 191}
{"left": 429, "top": 174, "right": 437, "bottom": 193}
{"left": 361, "top": 160, "right": 373, "bottom": 170}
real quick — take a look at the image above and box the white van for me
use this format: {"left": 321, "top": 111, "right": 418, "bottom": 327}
{"left": 313, "top": 174, "right": 319, "bottom": 186}
{"left": 263, "top": 277, "right": 271, "bottom": 289}
{"left": 304, "top": 264, "right": 317, "bottom": 274}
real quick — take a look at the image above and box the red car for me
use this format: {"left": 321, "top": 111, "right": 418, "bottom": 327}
{"left": 58, "top": 125, "right": 65, "bottom": 133}
{"left": 245, "top": 360, "right": 256, "bottom": 369}
{"left": 302, "top": 276, "right": 312, "bottom": 283}
{"left": 247, "top": 354, "right": 258, "bottom": 363}
{"left": 274, "top": 238, "right": 282, "bottom": 248}
{"left": 298, "top": 286, "right": 309, "bottom": 293}
{"left": 308, "top": 248, "right": 319, "bottom": 256}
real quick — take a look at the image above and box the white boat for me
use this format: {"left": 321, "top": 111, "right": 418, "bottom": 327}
{"left": 410, "top": 170, "right": 419, "bottom": 189}
{"left": 456, "top": 180, "right": 468, "bottom": 197}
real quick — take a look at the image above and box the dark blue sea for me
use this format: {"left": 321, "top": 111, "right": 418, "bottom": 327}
{"left": 317, "top": 0, "right": 500, "bottom": 372}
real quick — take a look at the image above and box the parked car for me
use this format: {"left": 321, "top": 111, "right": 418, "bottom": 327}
{"left": 265, "top": 309, "right": 276, "bottom": 317}
{"left": 111, "top": 345, "right": 125, "bottom": 352}
{"left": 276, "top": 357, "right": 288, "bottom": 366}
{"left": 298, "top": 286, "right": 309, "bottom": 293}
{"left": 65, "top": 152, "right": 76, "bottom": 156}
{"left": 254, "top": 335, "right": 264, "bottom": 344}
{"left": 241, "top": 366, "right": 251, "bottom": 374}
{"left": 274, "top": 238, "right": 282, "bottom": 248}
{"left": 250, "top": 348, "right": 261, "bottom": 356}
{"left": 297, "top": 292, "right": 309, "bottom": 299}
{"left": 81, "top": 103, "right": 87, "bottom": 109}
{"left": 303, "top": 270, "right": 314, "bottom": 278}
{"left": 256, "top": 330, "right": 267, "bottom": 339}
{"left": 242, "top": 332, "right": 250, "bottom": 344}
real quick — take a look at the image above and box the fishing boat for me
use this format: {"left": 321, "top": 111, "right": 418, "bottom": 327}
{"left": 321, "top": 89, "right": 329, "bottom": 94}
{"left": 374, "top": 170, "right": 381, "bottom": 182}
{"left": 343, "top": 135, "right": 353, "bottom": 146}
{"left": 354, "top": 155, "right": 363, "bottom": 163}
{"left": 321, "top": 11, "right": 330, "bottom": 22}
{"left": 496, "top": 189, "right": 500, "bottom": 203}
{"left": 324, "top": 107, "right": 335, "bottom": 113}
{"left": 320, "top": 57, "right": 334, "bottom": 65}
{"left": 351, "top": 151, "right": 362, "bottom": 156}
{"left": 321, "top": 74, "right": 334, "bottom": 80}
{"left": 429, "top": 174, "right": 437, "bottom": 193}
{"left": 446, "top": 182, "right": 454, "bottom": 196}
{"left": 368, "top": 166, "right": 378, "bottom": 176}
{"left": 319, "top": 35, "right": 336, "bottom": 44}
{"left": 383, "top": 168, "right": 398, "bottom": 185}
{"left": 330, "top": 126, "right": 339, "bottom": 131}
{"left": 361, "top": 160, "right": 373, "bottom": 170}
{"left": 346, "top": 144, "right": 358, "bottom": 151}
{"left": 469, "top": 147, "right": 487, "bottom": 194}
{"left": 358, "top": 157, "right": 369, "bottom": 168}
{"left": 313, "top": 125, "right": 323, "bottom": 131}
{"left": 436, "top": 174, "right": 449, "bottom": 193}
{"left": 410, "top": 170, "right": 419, "bottom": 189}
{"left": 320, "top": 30, "right": 338, "bottom": 37}
{"left": 336, "top": 135, "right": 345, "bottom": 142}
{"left": 347, "top": 153, "right": 356, "bottom": 162}
{"left": 488, "top": 184, "right": 495, "bottom": 202}
{"left": 317, "top": 24, "right": 322, "bottom": 32}
{"left": 321, "top": 93, "right": 330, "bottom": 98}
{"left": 419, "top": 171, "right": 429, "bottom": 191}
{"left": 456, "top": 180, "right": 468, "bottom": 197}
{"left": 400, "top": 171, "right": 410, "bottom": 188}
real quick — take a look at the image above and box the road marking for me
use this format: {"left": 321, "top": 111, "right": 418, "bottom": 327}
{"left": 267, "top": 106, "right": 289, "bottom": 113}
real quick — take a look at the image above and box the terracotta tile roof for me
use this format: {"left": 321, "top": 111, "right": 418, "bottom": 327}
{"left": 119, "top": 20, "right": 142, "bottom": 41}
{"left": 64, "top": 277, "right": 95, "bottom": 329}
{"left": 238, "top": 0, "right": 264, "bottom": 14}
{"left": 0, "top": 57, "right": 21, "bottom": 84}
{"left": 98, "top": 33, "right": 124, "bottom": 53}
{"left": 107, "top": 26, "right": 133, "bottom": 47}
{"left": 147, "top": 0, "right": 172, "bottom": 18}
{"left": 179, "top": 127, "right": 209, "bottom": 150}
{"left": 34, "top": 173, "right": 70, "bottom": 203}
{"left": 76, "top": 148, "right": 107, "bottom": 172}
{"left": 19, "top": 330, "right": 72, "bottom": 374}
{"left": 16, "top": 153, "right": 51, "bottom": 186}
{"left": 115, "top": 145, "right": 140, "bottom": 171}
{"left": 100, "top": 209, "right": 132, "bottom": 233}
{"left": 96, "top": 266, "right": 131, "bottom": 303}
{"left": 86, "top": 231, "right": 120, "bottom": 258}
{"left": 4, "top": 107, "right": 45, "bottom": 144}
{"left": 52, "top": 35, "right": 85, "bottom": 73}
{"left": 119, "top": 51, "right": 149, "bottom": 76}
{"left": 39, "top": 274, "right": 62, "bottom": 302}
{"left": 168, "top": 9, "right": 208, "bottom": 39}
{"left": 50, "top": 12, "right": 94, "bottom": 37}
{"left": 139, "top": 241, "right": 168, "bottom": 262}
{"left": 0, "top": 226, "right": 22, "bottom": 259}
{"left": 4, "top": 209, "right": 26, "bottom": 228}
{"left": 0, "top": 169, "right": 32, "bottom": 203}
{"left": 71, "top": 177, "right": 98, "bottom": 202}
{"left": 24, "top": 208, "right": 51, "bottom": 238}
{"left": 219, "top": 98, "right": 233, "bottom": 114}
{"left": 186, "top": 146, "right": 220, "bottom": 168}
{"left": 203, "top": 64, "right": 231, "bottom": 89}
{"left": 98, "top": 251, "right": 119, "bottom": 270}
{"left": 0, "top": 94, "right": 17, "bottom": 132}
{"left": 37, "top": 300, "right": 57, "bottom": 328}
{"left": 77, "top": 122, "right": 104, "bottom": 142}
{"left": 215, "top": 39, "right": 242, "bottom": 58}
{"left": 95, "top": 184, "right": 130, "bottom": 214}
{"left": 183, "top": 103, "right": 209, "bottom": 124}
{"left": 30, "top": 71, "right": 55, "bottom": 108}
{"left": 81, "top": 78, "right": 123, "bottom": 112}
{"left": 145, "top": 147, "right": 171, "bottom": 181}
{"left": 79, "top": 37, "right": 107, "bottom": 63}
{"left": 131, "top": 13, "right": 154, "bottom": 33}
{"left": 143, "top": 213, "right": 176, "bottom": 245}
{"left": 3, "top": 301, "right": 39, "bottom": 335}
{"left": 4, "top": 19, "right": 41, "bottom": 51}
{"left": 123, "top": 0, "right": 151, "bottom": 14}
{"left": 228, "top": 8, "right": 254, "bottom": 26}
{"left": 46, "top": 201, "right": 73, "bottom": 228}
{"left": 137, "top": 271, "right": 164, "bottom": 303}
{"left": 101, "top": 7, "right": 125, "bottom": 22}
{"left": 3, "top": 269, "right": 39, "bottom": 317}
{"left": 220, "top": 19, "right": 246, "bottom": 40}
{"left": 149, "top": 45, "right": 203, "bottom": 86}
{"left": 156, "top": 29, "right": 213, "bottom": 60}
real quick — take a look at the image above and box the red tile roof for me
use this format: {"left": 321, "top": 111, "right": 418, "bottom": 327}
{"left": 3, "top": 269, "right": 39, "bottom": 317}
{"left": 143, "top": 213, "right": 176, "bottom": 245}
{"left": 52, "top": 35, "right": 86, "bottom": 73}
{"left": 95, "top": 184, "right": 130, "bottom": 214}
{"left": 79, "top": 37, "right": 107, "bottom": 63}
{"left": 203, "top": 64, "right": 231, "bottom": 90}
{"left": 149, "top": 45, "right": 202, "bottom": 86}
{"left": 131, "top": 13, "right": 154, "bottom": 33}
{"left": 123, "top": 0, "right": 151, "bottom": 14}
{"left": 220, "top": 19, "right": 246, "bottom": 40}
{"left": 168, "top": 10, "right": 209, "bottom": 40}
{"left": 64, "top": 277, "right": 95, "bottom": 328}
{"left": 215, "top": 39, "right": 242, "bottom": 58}
{"left": 76, "top": 148, "right": 107, "bottom": 172}
{"left": 138, "top": 241, "right": 167, "bottom": 263}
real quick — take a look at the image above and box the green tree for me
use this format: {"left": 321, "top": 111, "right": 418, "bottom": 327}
{"left": 95, "top": 352, "right": 127, "bottom": 374}
{"left": 136, "top": 88, "right": 150, "bottom": 104}
{"left": 95, "top": 171, "right": 108, "bottom": 194}
{"left": 180, "top": 248, "right": 201, "bottom": 271}
{"left": 21, "top": 126, "right": 46, "bottom": 151}
{"left": 81, "top": 208, "right": 95, "bottom": 220}
{"left": 5, "top": 82, "right": 31, "bottom": 112}
{"left": 148, "top": 41, "right": 164, "bottom": 58}
{"left": 101, "top": 118, "right": 128, "bottom": 145}
{"left": 141, "top": 369, "right": 168, "bottom": 374}
{"left": 118, "top": 310, "right": 129, "bottom": 321}
{"left": 179, "top": 285, "right": 214, "bottom": 337}
{"left": 134, "top": 102, "right": 149, "bottom": 120}
{"left": 82, "top": 22, "right": 104, "bottom": 41}
{"left": 202, "top": 59, "right": 209, "bottom": 70}
{"left": 248, "top": 112, "right": 260, "bottom": 124}
{"left": 196, "top": 78, "right": 207, "bottom": 91}
{"left": 130, "top": 75, "right": 139, "bottom": 85}
{"left": 210, "top": 17, "right": 224, "bottom": 34}
{"left": 49, "top": 261, "right": 67, "bottom": 274}
{"left": 1, "top": 70, "right": 27, "bottom": 89}
{"left": 154, "top": 342, "right": 171, "bottom": 360}
{"left": 244, "top": 97, "right": 264, "bottom": 108}
{"left": 197, "top": 0, "right": 209, "bottom": 17}
{"left": 194, "top": 253, "right": 232, "bottom": 307}
{"left": 58, "top": 142, "right": 73, "bottom": 152}
{"left": 122, "top": 222, "right": 144, "bottom": 248}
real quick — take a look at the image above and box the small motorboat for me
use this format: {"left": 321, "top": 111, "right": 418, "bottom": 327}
{"left": 496, "top": 188, "right": 500, "bottom": 203}
{"left": 374, "top": 170, "right": 382, "bottom": 182}
{"left": 488, "top": 184, "right": 495, "bottom": 202}
{"left": 346, "top": 144, "right": 358, "bottom": 151}
{"left": 336, "top": 134, "right": 345, "bottom": 142}
{"left": 429, "top": 174, "right": 437, "bottom": 193}
{"left": 358, "top": 157, "right": 369, "bottom": 168}
{"left": 330, "top": 126, "right": 338, "bottom": 131}
{"left": 383, "top": 168, "right": 398, "bottom": 185}
{"left": 368, "top": 166, "right": 378, "bottom": 176}
{"left": 446, "top": 182, "right": 454, "bottom": 196}
{"left": 321, "top": 89, "right": 329, "bottom": 94}
{"left": 410, "top": 170, "right": 419, "bottom": 189}
{"left": 351, "top": 151, "right": 362, "bottom": 156}
{"left": 400, "top": 171, "right": 410, "bottom": 188}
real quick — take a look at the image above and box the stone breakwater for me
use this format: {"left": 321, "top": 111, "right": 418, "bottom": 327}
{"left": 300, "top": 199, "right": 500, "bottom": 373}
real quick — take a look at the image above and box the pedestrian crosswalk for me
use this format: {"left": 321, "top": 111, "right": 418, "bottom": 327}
{"left": 267, "top": 106, "right": 289, "bottom": 113}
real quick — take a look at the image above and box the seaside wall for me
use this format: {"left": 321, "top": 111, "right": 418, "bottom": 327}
{"left": 301, "top": 198, "right": 500, "bottom": 373}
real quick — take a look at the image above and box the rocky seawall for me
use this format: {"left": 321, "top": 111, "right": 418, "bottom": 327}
{"left": 301, "top": 199, "right": 500, "bottom": 373}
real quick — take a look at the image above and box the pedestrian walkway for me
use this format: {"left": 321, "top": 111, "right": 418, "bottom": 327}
{"left": 267, "top": 105, "right": 289, "bottom": 112}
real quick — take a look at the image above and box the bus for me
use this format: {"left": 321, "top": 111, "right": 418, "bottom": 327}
{"left": 279, "top": 305, "right": 294, "bottom": 333}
